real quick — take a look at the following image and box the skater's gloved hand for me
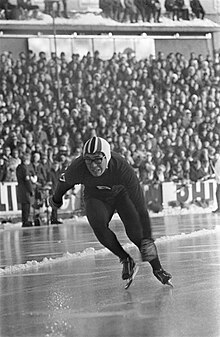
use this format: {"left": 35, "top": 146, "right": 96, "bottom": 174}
{"left": 49, "top": 196, "right": 63, "bottom": 210}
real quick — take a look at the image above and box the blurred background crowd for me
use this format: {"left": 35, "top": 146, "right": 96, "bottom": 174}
{"left": 0, "top": 0, "right": 205, "bottom": 22}
{"left": 0, "top": 48, "right": 220, "bottom": 190}
{"left": 100, "top": 0, "right": 205, "bottom": 23}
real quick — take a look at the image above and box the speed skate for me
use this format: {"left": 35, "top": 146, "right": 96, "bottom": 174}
{"left": 166, "top": 279, "right": 174, "bottom": 287}
{"left": 124, "top": 265, "right": 139, "bottom": 289}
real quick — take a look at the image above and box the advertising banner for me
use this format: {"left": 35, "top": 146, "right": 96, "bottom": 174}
{"left": 0, "top": 180, "right": 216, "bottom": 217}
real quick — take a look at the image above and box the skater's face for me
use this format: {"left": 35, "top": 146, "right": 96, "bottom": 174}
{"left": 84, "top": 152, "right": 107, "bottom": 177}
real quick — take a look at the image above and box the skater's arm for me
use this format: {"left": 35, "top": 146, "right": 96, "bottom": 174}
{"left": 52, "top": 179, "right": 73, "bottom": 205}
{"left": 51, "top": 156, "right": 85, "bottom": 206}
{"left": 118, "top": 158, "right": 146, "bottom": 210}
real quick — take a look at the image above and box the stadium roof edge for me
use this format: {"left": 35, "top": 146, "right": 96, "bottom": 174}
{"left": 0, "top": 22, "right": 219, "bottom": 36}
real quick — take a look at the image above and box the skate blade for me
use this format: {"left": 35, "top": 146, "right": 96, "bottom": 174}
{"left": 166, "top": 279, "right": 174, "bottom": 288}
{"left": 124, "top": 265, "right": 139, "bottom": 290}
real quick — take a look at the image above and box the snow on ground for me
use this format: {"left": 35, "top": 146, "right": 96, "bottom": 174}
{"left": 0, "top": 225, "right": 219, "bottom": 275}
{"left": 1, "top": 208, "right": 219, "bottom": 276}
{"left": 0, "top": 12, "right": 219, "bottom": 27}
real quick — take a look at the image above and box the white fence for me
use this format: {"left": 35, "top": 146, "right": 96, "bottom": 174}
{"left": 0, "top": 179, "right": 216, "bottom": 217}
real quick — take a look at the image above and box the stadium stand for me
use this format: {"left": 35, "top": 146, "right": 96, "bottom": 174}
{"left": 0, "top": 48, "right": 220, "bottom": 189}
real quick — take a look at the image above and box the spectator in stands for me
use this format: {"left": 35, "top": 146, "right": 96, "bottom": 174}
{"left": 164, "top": 0, "right": 176, "bottom": 19}
{"left": 5, "top": 147, "right": 21, "bottom": 182}
{"left": 16, "top": 153, "right": 34, "bottom": 227}
{"left": 134, "top": 0, "right": 146, "bottom": 22}
{"left": 17, "top": 0, "right": 39, "bottom": 19}
{"left": 189, "top": 157, "right": 207, "bottom": 182}
{"left": 40, "top": 152, "right": 51, "bottom": 184}
{"left": 1, "top": 48, "right": 220, "bottom": 204}
{"left": 32, "top": 121, "right": 48, "bottom": 146}
{"left": 0, "top": 0, "right": 17, "bottom": 19}
{"left": 32, "top": 152, "right": 47, "bottom": 186}
{"left": 100, "top": 0, "right": 114, "bottom": 18}
{"left": 44, "top": 0, "right": 60, "bottom": 17}
{"left": 146, "top": 0, "right": 161, "bottom": 23}
{"left": 123, "top": 0, "right": 137, "bottom": 23}
{"left": 153, "top": 0, "right": 161, "bottom": 23}
{"left": 0, "top": 155, "right": 7, "bottom": 182}
{"left": 49, "top": 160, "right": 63, "bottom": 224}
{"left": 58, "top": 151, "right": 69, "bottom": 172}
{"left": 111, "top": 0, "right": 124, "bottom": 21}
{"left": 172, "top": 0, "right": 189, "bottom": 20}
{"left": 190, "top": 0, "right": 205, "bottom": 19}
{"left": 2, "top": 145, "right": 12, "bottom": 163}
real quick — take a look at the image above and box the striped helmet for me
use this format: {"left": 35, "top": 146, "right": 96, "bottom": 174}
{"left": 83, "top": 136, "right": 111, "bottom": 167}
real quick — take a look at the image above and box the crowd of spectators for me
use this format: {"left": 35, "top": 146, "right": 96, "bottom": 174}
{"left": 0, "top": 0, "right": 68, "bottom": 20}
{"left": 0, "top": 0, "right": 205, "bottom": 22}
{"left": 0, "top": 48, "right": 220, "bottom": 193}
{"left": 99, "top": 0, "right": 205, "bottom": 23}
{"left": 0, "top": 0, "right": 41, "bottom": 20}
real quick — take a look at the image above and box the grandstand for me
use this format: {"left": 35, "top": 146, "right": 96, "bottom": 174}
{"left": 1, "top": 0, "right": 220, "bottom": 216}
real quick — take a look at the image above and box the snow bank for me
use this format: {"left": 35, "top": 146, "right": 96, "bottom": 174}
{"left": 0, "top": 225, "right": 219, "bottom": 275}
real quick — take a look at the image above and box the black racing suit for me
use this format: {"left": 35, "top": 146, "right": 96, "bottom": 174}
{"left": 53, "top": 152, "right": 153, "bottom": 259}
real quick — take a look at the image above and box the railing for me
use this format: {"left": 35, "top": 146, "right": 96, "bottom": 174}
{"left": 0, "top": 179, "right": 216, "bottom": 217}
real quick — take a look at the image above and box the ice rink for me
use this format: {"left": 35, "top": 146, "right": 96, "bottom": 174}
{"left": 1, "top": 213, "right": 220, "bottom": 337}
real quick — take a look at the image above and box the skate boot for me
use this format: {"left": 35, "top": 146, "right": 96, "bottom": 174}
{"left": 140, "top": 238, "right": 158, "bottom": 262}
{"left": 153, "top": 268, "right": 173, "bottom": 286}
{"left": 120, "top": 256, "right": 136, "bottom": 280}
{"left": 140, "top": 239, "right": 173, "bottom": 286}
{"left": 120, "top": 256, "right": 139, "bottom": 289}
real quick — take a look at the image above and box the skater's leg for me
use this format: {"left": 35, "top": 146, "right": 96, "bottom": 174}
{"left": 115, "top": 187, "right": 171, "bottom": 283}
{"left": 114, "top": 187, "right": 143, "bottom": 249}
{"left": 51, "top": 208, "right": 62, "bottom": 224}
{"left": 115, "top": 188, "right": 160, "bottom": 267}
{"left": 85, "top": 198, "right": 129, "bottom": 260}
{"left": 139, "top": 209, "right": 163, "bottom": 270}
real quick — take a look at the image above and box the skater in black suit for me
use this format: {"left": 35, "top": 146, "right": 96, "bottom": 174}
{"left": 50, "top": 136, "right": 172, "bottom": 287}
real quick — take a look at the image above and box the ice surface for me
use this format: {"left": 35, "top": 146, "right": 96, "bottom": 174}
{"left": 0, "top": 222, "right": 219, "bottom": 276}
{"left": 1, "top": 213, "right": 220, "bottom": 337}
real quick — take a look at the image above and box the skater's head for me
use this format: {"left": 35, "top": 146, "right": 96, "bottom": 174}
{"left": 83, "top": 136, "right": 111, "bottom": 177}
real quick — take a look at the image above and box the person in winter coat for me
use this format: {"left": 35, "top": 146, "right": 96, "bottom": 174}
{"left": 134, "top": 0, "right": 146, "bottom": 22}
{"left": 123, "top": 0, "right": 137, "bottom": 22}
{"left": 0, "top": 155, "right": 7, "bottom": 182}
{"left": 175, "top": 0, "right": 189, "bottom": 20}
{"left": 190, "top": 0, "right": 205, "bottom": 19}
{"left": 49, "top": 160, "right": 63, "bottom": 224}
{"left": 145, "top": 0, "right": 161, "bottom": 22}
{"left": 16, "top": 153, "right": 35, "bottom": 227}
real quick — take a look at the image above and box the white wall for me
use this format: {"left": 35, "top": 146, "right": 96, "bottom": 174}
{"left": 67, "top": 0, "right": 99, "bottom": 11}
